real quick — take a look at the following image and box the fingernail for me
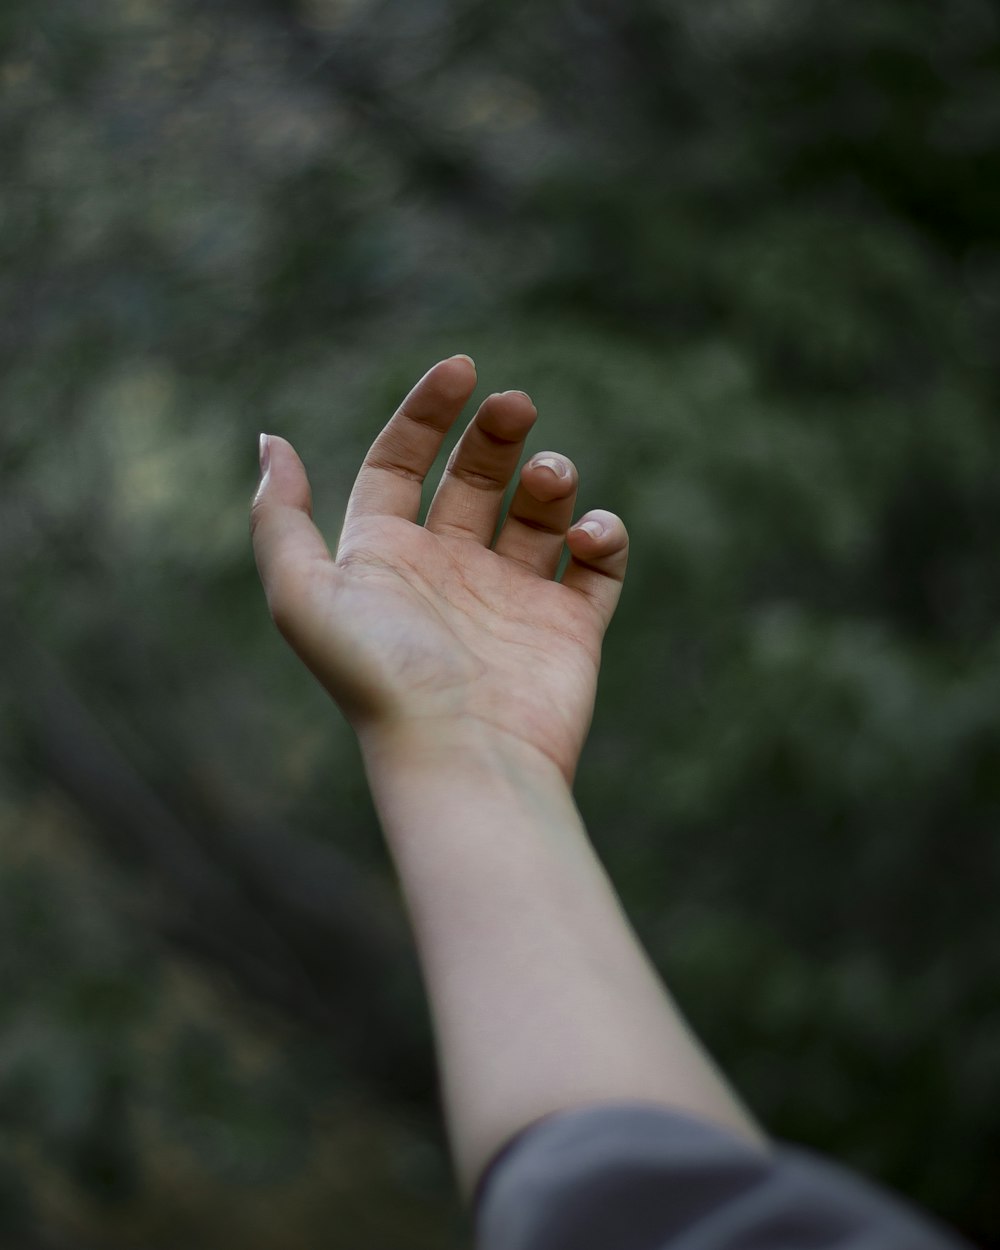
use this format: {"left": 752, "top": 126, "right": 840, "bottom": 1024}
{"left": 259, "top": 432, "right": 270, "bottom": 477}
{"left": 575, "top": 519, "right": 605, "bottom": 538}
{"left": 530, "top": 455, "right": 569, "bottom": 478}
{"left": 450, "top": 354, "right": 476, "bottom": 371}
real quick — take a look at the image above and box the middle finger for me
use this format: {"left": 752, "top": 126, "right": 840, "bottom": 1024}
{"left": 423, "top": 390, "right": 538, "bottom": 544}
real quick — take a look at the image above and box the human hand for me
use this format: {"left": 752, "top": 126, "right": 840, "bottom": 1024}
{"left": 250, "top": 355, "right": 628, "bottom": 786}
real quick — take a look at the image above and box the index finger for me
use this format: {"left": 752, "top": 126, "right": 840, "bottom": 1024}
{"left": 342, "top": 355, "right": 478, "bottom": 532}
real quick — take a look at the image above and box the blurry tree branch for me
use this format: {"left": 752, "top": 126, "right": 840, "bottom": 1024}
{"left": 2, "top": 619, "right": 437, "bottom": 1109}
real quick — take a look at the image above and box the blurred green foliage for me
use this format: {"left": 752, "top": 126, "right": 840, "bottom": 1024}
{"left": 2, "top": 0, "right": 1000, "bottom": 1245}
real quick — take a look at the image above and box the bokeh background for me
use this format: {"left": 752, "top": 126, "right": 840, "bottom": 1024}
{"left": 3, "top": 0, "right": 1000, "bottom": 1246}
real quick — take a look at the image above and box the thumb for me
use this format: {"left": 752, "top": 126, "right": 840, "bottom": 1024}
{"left": 250, "top": 433, "right": 333, "bottom": 635}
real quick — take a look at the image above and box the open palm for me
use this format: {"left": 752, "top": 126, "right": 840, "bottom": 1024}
{"left": 250, "top": 356, "right": 628, "bottom": 786}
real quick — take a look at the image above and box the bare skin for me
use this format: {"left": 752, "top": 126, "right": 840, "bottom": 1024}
{"left": 250, "top": 355, "right": 764, "bottom": 1205}
{"left": 250, "top": 354, "right": 628, "bottom": 787}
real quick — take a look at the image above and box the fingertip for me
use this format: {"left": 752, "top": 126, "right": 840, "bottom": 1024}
{"left": 561, "top": 510, "right": 628, "bottom": 619}
{"left": 569, "top": 519, "right": 606, "bottom": 541}
{"left": 435, "top": 354, "right": 478, "bottom": 399}
{"left": 568, "top": 510, "right": 627, "bottom": 547}
{"left": 250, "top": 433, "right": 330, "bottom": 598}
{"left": 263, "top": 431, "right": 296, "bottom": 458}
{"left": 476, "top": 390, "right": 538, "bottom": 443}
{"left": 501, "top": 389, "right": 536, "bottom": 411}
{"left": 253, "top": 432, "right": 313, "bottom": 516}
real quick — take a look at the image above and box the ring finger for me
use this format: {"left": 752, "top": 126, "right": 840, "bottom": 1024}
{"left": 492, "top": 452, "right": 579, "bottom": 579}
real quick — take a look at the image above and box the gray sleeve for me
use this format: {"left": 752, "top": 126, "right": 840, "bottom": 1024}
{"left": 473, "top": 1102, "right": 972, "bottom": 1250}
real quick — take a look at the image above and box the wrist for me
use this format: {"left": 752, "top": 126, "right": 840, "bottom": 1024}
{"left": 358, "top": 714, "right": 569, "bottom": 796}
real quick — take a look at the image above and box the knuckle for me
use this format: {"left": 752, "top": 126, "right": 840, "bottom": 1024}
{"left": 450, "top": 462, "right": 505, "bottom": 491}
{"left": 398, "top": 398, "right": 449, "bottom": 431}
{"left": 514, "top": 513, "right": 563, "bottom": 535}
{"left": 366, "top": 451, "right": 425, "bottom": 484}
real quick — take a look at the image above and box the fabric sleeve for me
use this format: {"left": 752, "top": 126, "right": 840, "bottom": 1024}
{"left": 472, "top": 1101, "right": 973, "bottom": 1250}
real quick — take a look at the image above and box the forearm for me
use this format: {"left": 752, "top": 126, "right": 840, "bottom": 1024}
{"left": 360, "top": 722, "right": 767, "bottom": 1205}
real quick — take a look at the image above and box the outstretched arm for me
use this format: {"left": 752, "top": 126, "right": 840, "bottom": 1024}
{"left": 361, "top": 716, "right": 766, "bottom": 1205}
{"left": 250, "top": 355, "right": 765, "bottom": 1206}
